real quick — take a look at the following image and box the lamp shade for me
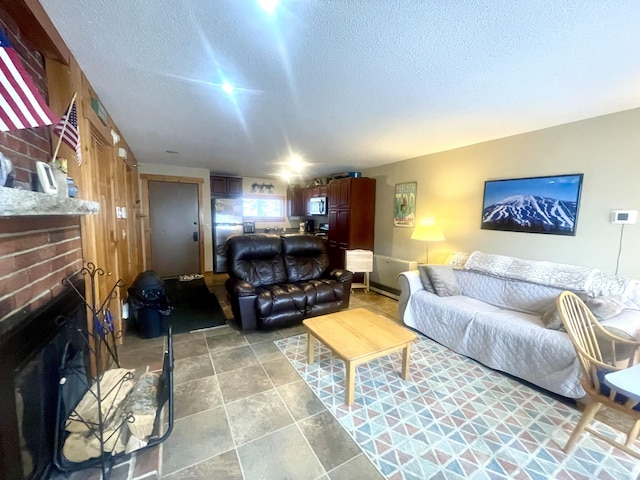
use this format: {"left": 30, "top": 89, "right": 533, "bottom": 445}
{"left": 410, "top": 218, "right": 445, "bottom": 242}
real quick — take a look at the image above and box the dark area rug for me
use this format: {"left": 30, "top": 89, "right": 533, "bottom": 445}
{"left": 164, "top": 278, "right": 227, "bottom": 334}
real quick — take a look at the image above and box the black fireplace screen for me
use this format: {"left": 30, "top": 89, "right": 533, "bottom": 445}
{"left": 15, "top": 325, "right": 86, "bottom": 479}
{"left": 0, "top": 274, "right": 85, "bottom": 480}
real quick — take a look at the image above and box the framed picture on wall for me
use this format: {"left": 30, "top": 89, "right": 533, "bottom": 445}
{"left": 394, "top": 182, "right": 417, "bottom": 227}
{"left": 481, "top": 173, "right": 584, "bottom": 235}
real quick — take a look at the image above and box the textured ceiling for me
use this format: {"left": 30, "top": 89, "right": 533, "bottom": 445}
{"left": 39, "top": 0, "right": 640, "bottom": 179}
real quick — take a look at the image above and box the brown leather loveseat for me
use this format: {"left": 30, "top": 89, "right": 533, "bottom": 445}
{"left": 225, "top": 234, "right": 353, "bottom": 330}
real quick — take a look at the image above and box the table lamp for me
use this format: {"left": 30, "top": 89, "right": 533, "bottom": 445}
{"left": 410, "top": 218, "right": 445, "bottom": 263}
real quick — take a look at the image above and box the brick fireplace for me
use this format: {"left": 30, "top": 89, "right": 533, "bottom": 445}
{"left": 0, "top": 214, "right": 85, "bottom": 478}
{"left": 0, "top": 217, "right": 83, "bottom": 327}
{"left": 0, "top": 9, "right": 87, "bottom": 478}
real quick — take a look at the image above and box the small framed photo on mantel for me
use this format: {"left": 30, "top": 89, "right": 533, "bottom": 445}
{"left": 394, "top": 182, "right": 417, "bottom": 227}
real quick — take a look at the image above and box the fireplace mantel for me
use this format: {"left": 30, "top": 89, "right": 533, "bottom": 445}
{"left": 0, "top": 186, "right": 99, "bottom": 216}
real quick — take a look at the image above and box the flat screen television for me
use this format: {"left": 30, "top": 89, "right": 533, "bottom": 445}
{"left": 481, "top": 173, "right": 583, "bottom": 236}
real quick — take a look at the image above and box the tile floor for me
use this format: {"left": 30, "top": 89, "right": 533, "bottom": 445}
{"left": 116, "top": 275, "right": 397, "bottom": 480}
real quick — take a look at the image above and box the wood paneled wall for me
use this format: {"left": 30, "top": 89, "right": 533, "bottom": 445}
{"left": 1, "top": 2, "right": 144, "bottom": 339}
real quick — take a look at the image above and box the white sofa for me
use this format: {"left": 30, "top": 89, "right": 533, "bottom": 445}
{"left": 398, "top": 251, "right": 640, "bottom": 399}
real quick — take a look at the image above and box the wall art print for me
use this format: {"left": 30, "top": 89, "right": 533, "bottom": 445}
{"left": 394, "top": 182, "right": 417, "bottom": 227}
{"left": 481, "top": 173, "right": 584, "bottom": 236}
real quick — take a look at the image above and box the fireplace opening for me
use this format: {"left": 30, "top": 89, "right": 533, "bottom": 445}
{"left": 0, "top": 274, "right": 85, "bottom": 480}
{"left": 15, "top": 312, "right": 86, "bottom": 479}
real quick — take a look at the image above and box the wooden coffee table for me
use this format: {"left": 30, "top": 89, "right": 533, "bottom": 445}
{"left": 303, "top": 307, "right": 417, "bottom": 405}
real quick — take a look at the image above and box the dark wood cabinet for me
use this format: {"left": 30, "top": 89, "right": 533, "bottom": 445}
{"left": 287, "top": 185, "right": 305, "bottom": 217}
{"left": 303, "top": 188, "right": 313, "bottom": 216}
{"left": 210, "top": 175, "right": 243, "bottom": 197}
{"left": 288, "top": 184, "right": 331, "bottom": 218}
{"left": 327, "top": 177, "right": 375, "bottom": 269}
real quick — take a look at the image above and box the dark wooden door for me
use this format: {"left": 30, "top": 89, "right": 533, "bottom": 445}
{"left": 149, "top": 181, "right": 200, "bottom": 277}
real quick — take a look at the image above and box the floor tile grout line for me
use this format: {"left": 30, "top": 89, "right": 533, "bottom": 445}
{"left": 265, "top": 359, "right": 330, "bottom": 478}
{"left": 154, "top": 286, "right": 401, "bottom": 479}
{"left": 273, "top": 335, "right": 382, "bottom": 476}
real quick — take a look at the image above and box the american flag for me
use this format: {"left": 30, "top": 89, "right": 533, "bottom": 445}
{"left": 53, "top": 100, "right": 82, "bottom": 165}
{"left": 0, "top": 28, "right": 56, "bottom": 132}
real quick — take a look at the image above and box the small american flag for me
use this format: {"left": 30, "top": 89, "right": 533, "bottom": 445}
{"left": 53, "top": 100, "right": 82, "bottom": 165}
{"left": 0, "top": 28, "right": 56, "bottom": 132}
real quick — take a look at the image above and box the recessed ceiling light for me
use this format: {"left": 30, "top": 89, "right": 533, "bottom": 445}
{"left": 287, "top": 154, "right": 306, "bottom": 172}
{"left": 278, "top": 172, "right": 292, "bottom": 182}
{"left": 165, "top": 150, "right": 179, "bottom": 154}
{"left": 257, "top": 0, "right": 279, "bottom": 15}
{"left": 221, "top": 81, "right": 234, "bottom": 96}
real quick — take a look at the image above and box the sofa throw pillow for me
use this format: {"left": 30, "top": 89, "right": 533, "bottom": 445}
{"left": 580, "top": 294, "right": 627, "bottom": 321}
{"left": 417, "top": 265, "right": 436, "bottom": 294}
{"left": 541, "top": 294, "right": 628, "bottom": 330}
{"left": 425, "top": 265, "right": 461, "bottom": 297}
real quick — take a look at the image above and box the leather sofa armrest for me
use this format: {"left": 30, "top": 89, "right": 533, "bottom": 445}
{"left": 225, "top": 278, "right": 258, "bottom": 330}
{"left": 227, "top": 278, "right": 256, "bottom": 297}
{"left": 328, "top": 268, "right": 353, "bottom": 283}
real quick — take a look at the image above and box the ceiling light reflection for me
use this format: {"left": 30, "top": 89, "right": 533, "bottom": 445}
{"left": 221, "top": 80, "right": 234, "bottom": 96}
{"left": 257, "top": 0, "right": 280, "bottom": 15}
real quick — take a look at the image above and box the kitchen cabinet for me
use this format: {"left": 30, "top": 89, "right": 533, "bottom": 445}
{"left": 210, "top": 175, "right": 243, "bottom": 197}
{"left": 287, "top": 185, "right": 305, "bottom": 217}
{"left": 327, "top": 177, "right": 375, "bottom": 269}
{"left": 287, "top": 184, "right": 330, "bottom": 218}
{"left": 303, "top": 188, "right": 313, "bottom": 216}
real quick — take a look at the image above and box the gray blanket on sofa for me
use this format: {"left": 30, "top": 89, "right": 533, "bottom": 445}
{"left": 453, "top": 251, "right": 640, "bottom": 305}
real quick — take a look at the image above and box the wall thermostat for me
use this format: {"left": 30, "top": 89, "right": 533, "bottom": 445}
{"left": 611, "top": 210, "right": 638, "bottom": 224}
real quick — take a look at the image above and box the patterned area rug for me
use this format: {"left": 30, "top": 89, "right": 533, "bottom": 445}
{"left": 274, "top": 334, "right": 640, "bottom": 480}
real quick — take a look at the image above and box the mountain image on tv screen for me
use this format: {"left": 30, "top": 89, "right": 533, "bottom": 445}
{"left": 481, "top": 175, "right": 583, "bottom": 235}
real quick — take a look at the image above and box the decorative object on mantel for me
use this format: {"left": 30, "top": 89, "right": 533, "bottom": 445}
{"left": 53, "top": 93, "right": 83, "bottom": 166}
{"left": 35, "top": 161, "right": 58, "bottom": 195}
{"left": 52, "top": 157, "right": 69, "bottom": 197}
{"left": 0, "top": 151, "right": 14, "bottom": 187}
{"left": 67, "top": 177, "right": 78, "bottom": 198}
{"left": 0, "top": 186, "right": 99, "bottom": 216}
{"left": 250, "top": 182, "right": 275, "bottom": 193}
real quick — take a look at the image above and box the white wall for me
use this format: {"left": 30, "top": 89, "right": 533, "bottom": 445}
{"left": 363, "top": 108, "right": 640, "bottom": 279}
{"left": 138, "top": 163, "right": 213, "bottom": 271}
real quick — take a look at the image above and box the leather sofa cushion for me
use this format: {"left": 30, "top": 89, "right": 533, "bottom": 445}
{"left": 256, "top": 283, "right": 306, "bottom": 317}
{"left": 281, "top": 234, "right": 329, "bottom": 281}
{"left": 302, "top": 279, "right": 347, "bottom": 305}
{"left": 227, "top": 234, "right": 287, "bottom": 287}
{"left": 255, "top": 283, "right": 307, "bottom": 330}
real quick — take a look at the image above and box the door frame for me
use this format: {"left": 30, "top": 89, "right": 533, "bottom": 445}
{"left": 140, "top": 174, "right": 205, "bottom": 274}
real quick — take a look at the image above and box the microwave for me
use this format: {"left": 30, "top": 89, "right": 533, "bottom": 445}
{"left": 309, "top": 196, "right": 327, "bottom": 215}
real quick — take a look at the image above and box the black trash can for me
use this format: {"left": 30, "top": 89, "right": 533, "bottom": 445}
{"left": 127, "top": 270, "right": 171, "bottom": 338}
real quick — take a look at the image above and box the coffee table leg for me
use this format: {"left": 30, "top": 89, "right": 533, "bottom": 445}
{"left": 345, "top": 361, "right": 356, "bottom": 405}
{"left": 307, "top": 332, "right": 315, "bottom": 364}
{"left": 401, "top": 343, "right": 411, "bottom": 380}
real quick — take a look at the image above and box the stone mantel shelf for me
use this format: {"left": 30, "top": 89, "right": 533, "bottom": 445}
{"left": 0, "top": 186, "right": 100, "bottom": 216}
